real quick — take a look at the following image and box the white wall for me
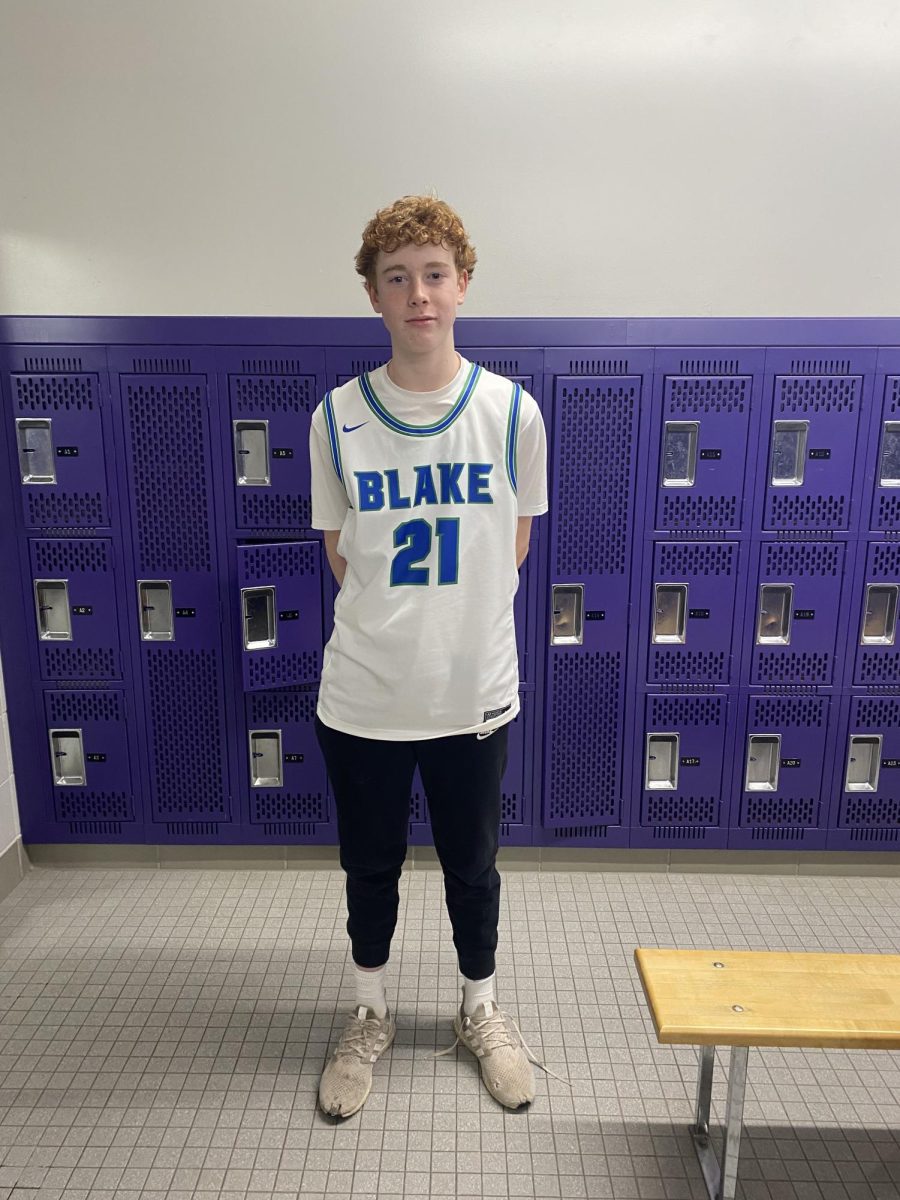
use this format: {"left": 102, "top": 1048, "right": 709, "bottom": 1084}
{"left": 0, "top": 662, "right": 21, "bottom": 857}
{"left": 1, "top": 0, "right": 899, "bottom": 319}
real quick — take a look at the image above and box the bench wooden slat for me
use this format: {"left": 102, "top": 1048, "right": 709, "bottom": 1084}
{"left": 634, "top": 949, "right": 900, "bottom": 1050}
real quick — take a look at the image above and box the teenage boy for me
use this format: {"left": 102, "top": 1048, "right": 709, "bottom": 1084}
{"left": 309, "top": 196, "right": 548, "bottom": 1117}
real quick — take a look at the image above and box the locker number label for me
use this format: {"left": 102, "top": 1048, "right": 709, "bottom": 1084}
{"left": 680, "top": 756, "right": 701, "bottom": 767}
{"left": 781, "top": 757, "right": 802, "bottom": 768}
{"left": 71, "top": 606, "right": 93, "bottom": 616}
{"left": 86, "top": 753, "right": 107, "bottom": 763}
{"left": 284, "top": 753, "right": 304, "bottom": 763}
{"left": 793, "top": 609, "right": 815, "bottom": 620}
{"left": 689, "top": 608, "right": 710, "bottom": 619}
{"left": 809, "top": 448, "right": 831, "bottom": 460}
{"left": 585, "top": 610, "right": 605, "bottom": 621}
{"left": 272, "top": 448, "right": 294, "bottom": 459}
{"left": 882, "top": 758, "right": 900, "bottom": 769}
{"left": 699, "top": 449, "right": 722, "bottom": 460}
{"left": 174, "top": 608, "right": 196, "bottom": 618}
{"left": 279, "top": 610, "right": 300, "bottom": 621}
{"left": 56, "top": 446, "right": 79, "bottom": 457}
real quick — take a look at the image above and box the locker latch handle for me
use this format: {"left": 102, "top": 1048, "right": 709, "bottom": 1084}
{"left": 550, "top": 585, "right": 584, "bottom": 645}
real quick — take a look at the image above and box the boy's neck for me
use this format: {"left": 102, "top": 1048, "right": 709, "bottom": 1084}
{"left": 385, "top": 345, "right": 461, "bottom": 393}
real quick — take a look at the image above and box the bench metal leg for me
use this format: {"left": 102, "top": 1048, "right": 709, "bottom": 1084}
{"left": 689, "top": 1045, "right": 749, "bottom": 1200}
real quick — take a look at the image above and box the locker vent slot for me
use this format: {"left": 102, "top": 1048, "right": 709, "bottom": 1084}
{"left": 551, "top": 825, "right": 609, "bottom": 839}
{"left": 763, "top": 543, "right": 840, "bottom": 577}
{"left": 749, "top": 695, "right": 826, "bottom": 728}
{"left": 858, "top": 652, "right": 900, "bottom": 686}
{"left": 240, "top": 358, "right": 305, "bottom": 375}
{"left": 126, "top": 380, "right": 212, "bottom": 572}
{"left": 348, "top": 358, "right": 385, "bottom": 376}
{"left": 262, "top": 823, "right": 321, "bottom": 837}
{"left": 660, "top": 494, "right": 738, "bottom": 531}
{"left": 788, "top": 359, "right": 851, "bottom": 376}
{"left": 26, "top": 491, "right": 107, "bottom": 529}
{"left": 240, "top": 493, "right": 313, "bottom": 531}
{"left": 750, "top": 827, "right": 806, "bottom": 842}
{"left": 667, "top": 376, "right": 748, "bottom": 412}
{"left": 548, "top": 652, "right": 621, "bottom": 822}
{"left": 887, "top": 377, "right": 900, "bottom": 416}
{"left": 164, "top": 822, "right": 219, "bottom": 835}
{"left": 68, "top": 821, "right": 123, "bottom": 836}
{"left": 566, "top": 359, "right": 629, "bottom": 375}
{"left": 233, "top": 374, "right": 316, "bottom": 414}
{"left": 251, "top": 794, "right": 327, "bottom": 822}
{"left": 651, "top": 825, "right": 708, "bottom": 840}
{"left": 41, "top": 646, "right": 118, "bottom": 680}
{"left": 56, "top": 791, "right": 133, "bottom": 821}
{"left": 240, "top": 541, "right": 318, "bottom": 579}
{"left": 658, "top": 543, "right": 736, "bottom": 577}
{"left": 651, "top": 649, "right": 728, "bottom": 684}
{"left": 871, "top": 543, "right": 900, "bottom": 577}
{"left": 23, "top": 356, "right": 84, "bottom": 372}
{"left": 46, "top": 690, "right": 124, "bottom": 723}
{"left": 556, "top": 381, "right": 636, "bottom": 577}
{"left": 14, "top": 374, "right": 98, "bottom": 412}
{"left": 853, "top": 697, "right": 900, "bottom": 726}
{"left": 473, "top": 359, "right": 520, "bottom": 376}
{"left": 410, "top": 791, "right": 427, "bottom": 823}
{"left": 755, "top": 650, "right": 831, "bottom": 685}
{"left": 645, "top": 796, "right": 716, "bottom": 824}
{"left": 132, "top": 357, "right": 192, "bottom": 373}
{"left": 776, "top": 376, "right": 859, "bottom": 412}
{"left": 248, "top": 689, "right": 317, "bottom": 724}
{"left": 247, "top": 651, "right": 321, "bottom": 690}
{"left": 767, "top": 493, "right": 846, "bottom": 530}
{"left": 744, "top": 797, "right": 817, "bottom": 826}
{"left": 874, "top": 494, "right": 900, "bottom": 530}
{"left": 678, "top": 360, "right": 740, "bottom": 376}
{"left": 33, "top": 540, "right": 110, "bottom": 574}
{"left": 648, "top": 695, "right": 725, "bottom": 726}
{"left": 843, "top": 797, "right": 900, "bottom": 826}
{"left": 849, "top": 826, "right": 899, "bottom": 843}
{"left": 501, "top": 791, "right": 523, "bottom": 823}
{"left": 147, "top": 651, "right": 227, "bottom": 817}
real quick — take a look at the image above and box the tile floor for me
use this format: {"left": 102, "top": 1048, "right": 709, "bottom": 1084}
{"left": 0, "top": 866, "right": 896, "bottom": 1200}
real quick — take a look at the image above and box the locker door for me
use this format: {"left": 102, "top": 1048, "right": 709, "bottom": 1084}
{"left": 869, "top": 375, "right": 900, "bottom": 532}
{"left": 654, "top": 374, "right": 753, "bottom": 533}
{"left": 237, "top": 541, "right": 323, "bottom": 691}
{"left": 762, "top": 372, "right": 863, "bottom": 532}
{"left": 647, "top": 542, "right": 740, "bottom": 685}
{"left": 544, "top": 370, "right": 644, "bottom": 836}
{"left": 831, "top": 695, "right": 900, "bottom": 849}
{"left": 749, "top": 542, "right": 846, "bottom": 687}
{"left": 852, "top": 542, "right": 900, "bottom": 688}
{"left": 43, "top": 690, "right": 138, "bottom": 839}
{"left": 636, "top": 693, "right": 731, "bottom": 847}
{"left": 10, "top": 370, "right": 111, "bottom": 529}
{"left": 731, "top": 694, "right": 831, "bottom": 848}
{"left": 242, "top": 688, "right": 332, "bottom": 841}
{"left": 30, "top": 539, "right": 122, "bottom": 681}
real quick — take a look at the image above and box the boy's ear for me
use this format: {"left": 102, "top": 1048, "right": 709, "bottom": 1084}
{"left": 364, "top": 280, "right": 381, "bottom": 313}
{"left": 457, "top": 269, "right": 469, "bottom": 305}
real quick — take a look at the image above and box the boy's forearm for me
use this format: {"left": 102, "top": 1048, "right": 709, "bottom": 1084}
{"left": 516, "top": 517, "right": 533, "bottom": 568}
{"left": 323, "top": 530, "right": 347, "bottom": 585}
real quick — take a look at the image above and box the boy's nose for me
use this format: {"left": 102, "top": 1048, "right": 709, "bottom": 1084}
{"left": 408, "top": 277, "right": 428, "bottom": 305}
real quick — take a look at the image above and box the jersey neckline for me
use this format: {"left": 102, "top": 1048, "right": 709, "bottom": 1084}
{"left": 358, "top": 360, "right": 482, "bottom": 437}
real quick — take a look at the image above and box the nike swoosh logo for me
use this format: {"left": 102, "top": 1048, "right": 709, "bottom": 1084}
{"left": 342, "top": 421, "right": 368, "bottom": 433}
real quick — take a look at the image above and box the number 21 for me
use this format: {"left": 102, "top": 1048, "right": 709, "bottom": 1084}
{"left": 391, "top": 518, "right": 460, "bottom": 586}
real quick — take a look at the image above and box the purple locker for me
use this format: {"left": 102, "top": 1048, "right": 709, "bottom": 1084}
{"left": 543, "top": 361, "right": 647, "bottom": 839}
{"left": 327, "top": 347, "right": 388, "bottom": 388}
{"left": 409, "top": 691, "right": 533, "bottom": 848}
{"left": 749, "top": 542, "right": 846, "bottom": 687}
{"left": 241, "top": 688, "right": 334, "bottom": 843}
{"left": 869, "top": 375, "right": 900, "bottom": 532}
{"left": 10, "top": 370, "right": 111, "bottom": 530}
{"left": 852, "top": 542, "right": 900, "bottom": 688}
{"left": 729, "top": 693, "right": 831, "bottom": 849}
{"left": 650, "top": 359, "right": 760, "bottom": 534}
{"left": 29, "top": 539, "right": 122, "bottom": 682}
{"left": 237, "top": 541, "right": 323, "bottom": 691}
{"left": 116, "top": 360, "right": 232, "bottom": 833}
{"left": 647, "top": 542, "right": 740, "bottom": 685}
{"left": 633, "top": 692, "right": 731, "bottom": 848}
{"left": 42, "top": 689, "right": 138, "bottom": 840}
{"left": 225, "top": 351, "right": 322, "bottom": 532}
{"left": 760, "top": 362, "right": 866, "bottom": 532}
{"left": 829, "top": 694, "right": 900, "bottom": 850}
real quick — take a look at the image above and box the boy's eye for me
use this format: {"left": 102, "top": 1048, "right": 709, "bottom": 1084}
{"left": 388, "top": 275, "right": 405, "bottom": 284}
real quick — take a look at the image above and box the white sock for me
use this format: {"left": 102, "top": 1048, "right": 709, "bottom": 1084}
{"left": 354, "top": 963, "right": 388, "bottom": 1018}
{"left": 462, "top": 972, "right": 496, "bottom": 1016}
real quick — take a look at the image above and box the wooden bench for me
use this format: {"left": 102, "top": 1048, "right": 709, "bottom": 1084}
{"left": 634, "top": 949, "right": 900, "bottom": 1200}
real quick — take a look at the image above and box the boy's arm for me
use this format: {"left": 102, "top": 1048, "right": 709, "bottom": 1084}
{"left": 323, "top": 530, "right": 347, "bottom": 586}
{"left": 516, "top": 517, "right": 533, "bottom": 569}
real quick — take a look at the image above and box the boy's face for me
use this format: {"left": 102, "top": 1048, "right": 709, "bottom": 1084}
{"left": 365, "top": 241, "right": 468, "bottom": 357}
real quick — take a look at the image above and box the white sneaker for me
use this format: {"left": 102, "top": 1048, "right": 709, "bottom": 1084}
{"left": 318, "top": 1006, "right": 396, "bottom": 1118}
{"left": 452, "top": 999, "right": 536, "bottom": 1108}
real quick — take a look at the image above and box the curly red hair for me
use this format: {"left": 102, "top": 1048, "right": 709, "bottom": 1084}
{"left": 356, "top": 195, "right": 477, "bottom": 286}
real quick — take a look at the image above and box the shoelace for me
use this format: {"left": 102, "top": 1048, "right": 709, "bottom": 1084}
{"left": 433, "top": 1003, "right": 571, "bottom": 1087}
{"left": 335, "top": 1006, "right": 390, "bottom": 1063}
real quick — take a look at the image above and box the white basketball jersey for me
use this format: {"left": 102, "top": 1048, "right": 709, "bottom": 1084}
{"left": 310, "top": 357, "right": 547, "bottom": 740}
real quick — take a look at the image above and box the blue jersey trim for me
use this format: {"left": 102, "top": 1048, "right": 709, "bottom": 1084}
{"left": 359, "top": 362, "right": 481, "bottom": 437}
{"left": 505, "top": 382, "right": 522, "bottom": 493}
{"left": 322, "top": 391, "right": 343, "bottom": 484}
